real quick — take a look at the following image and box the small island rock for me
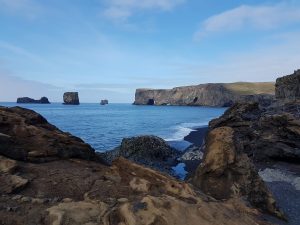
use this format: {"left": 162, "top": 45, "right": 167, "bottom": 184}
{"left": 17, "top": 97, "right": 50, "bottom": 104}
{"left": 100, "top": 100, "right": 108, "bottom": 105}
{"left": 63, "top": 92, "right": 79, "bottom": 105}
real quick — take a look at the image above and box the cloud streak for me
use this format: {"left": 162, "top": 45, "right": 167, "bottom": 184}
{"left": 195, "top": 2, "right": 300, "bottom": 39}
{"left": 102, "top": 0, "right": 185, "bottom": 21}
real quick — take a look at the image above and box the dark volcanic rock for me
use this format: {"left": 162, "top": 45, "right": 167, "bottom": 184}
{"left": 17, "top": 97, "right": 50, "bottom": 104}
{"left": 191, "top": 126, "right": 284, "bottom": 219}
{"left": 0, "top": 106, "right": 100, "bottom": 162}
{"left": 134, "top": 82, "right": 275, "bottom": 107}
{"left": 100, "top": 99, "right": 108, "bottom": 105}
{"left": 276, "top": 69, "right": 300, "bottom": 100}
{"left": 101, "top": 135, "right": 180, "bottom": 174}
{"left": 209, "top": 101, "right": 300, "bottom": 162}
{"left": 63, "top": 92, "right": 79, "bottom": 105}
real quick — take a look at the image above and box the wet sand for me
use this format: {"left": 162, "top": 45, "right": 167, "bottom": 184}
{"left": 184, "top": 126, "right": 208, "bottom": 147}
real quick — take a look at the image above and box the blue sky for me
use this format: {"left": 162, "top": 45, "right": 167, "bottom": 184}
{"left": 0, "top": 0, "right": 300, "bottom": 102}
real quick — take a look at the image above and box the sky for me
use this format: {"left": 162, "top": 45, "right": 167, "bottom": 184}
{"left": 0, "top": 0, "right": 300, "bottom": 103}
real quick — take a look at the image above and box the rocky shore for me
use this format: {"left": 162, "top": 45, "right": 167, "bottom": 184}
{"left": 0, "top": 107, "right": 283, "bottom": 225}
{"left": 1, "top": 70, "right": 300, "bottom": 225}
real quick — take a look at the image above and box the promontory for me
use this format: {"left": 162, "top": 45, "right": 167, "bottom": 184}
{"left": 134, "top": 82, "right": 275, "bottom": 107}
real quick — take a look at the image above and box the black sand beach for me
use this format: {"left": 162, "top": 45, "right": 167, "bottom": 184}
{"left": 184, "top": 126, "right": 208, "bottom": 147}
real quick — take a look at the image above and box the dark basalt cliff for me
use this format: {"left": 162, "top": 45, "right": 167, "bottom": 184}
{"left": 134, "top": 82, "right": 275, "bottom": 107}
{"left": 17, "top": 97, "right": 50, "bottom": 104}
{"left": 276, "top": 69, "right": 300, "bottom": 100}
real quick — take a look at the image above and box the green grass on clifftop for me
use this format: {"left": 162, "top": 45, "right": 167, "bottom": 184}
{"left": 223, "top": 82, "right": 275, "bottom": 95}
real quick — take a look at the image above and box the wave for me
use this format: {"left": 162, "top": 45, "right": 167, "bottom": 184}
{"left": 164, "top": 122, "right": 209, "bottom": 142}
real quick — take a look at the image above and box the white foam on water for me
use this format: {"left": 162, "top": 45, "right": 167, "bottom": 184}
{"left": 164, "top": 122, "right": 208, "bottom": 142}
{"left": 259, "top": 168, "right": 300, "bottom": 191}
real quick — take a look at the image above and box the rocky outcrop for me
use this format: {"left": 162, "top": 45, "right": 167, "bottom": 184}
{"left": 17, "top": 97, "right": 50, "bottom": 104}
{"left": 101, "top": 135, "right": 180, "bottom": 174}
{"left": 209, "top": 100, "right": 300, "bottom": 162}
{"left": 134, "top": 82, "right": 275, "bottom": 107}
{"left": 191, "top": 127, "right": 284, "bottom": 219}
{"left": 100, "top": 99, "right": 108, "bottom": 105}
{"left": 0, "top": 107, "right": 276, "bottom": 225}
{"left": 0, "top": 106, "right": 100, "bottom": 162}
{"left": 63, "top": 92, "right": 79, "bottom": 105}
{"left": 276, "top": 69, "right": 300, "bottom": 100}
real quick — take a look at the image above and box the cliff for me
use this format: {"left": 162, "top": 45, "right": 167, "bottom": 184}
{"left": 17, "top": 97, "right": 50, "bottom": 104}
{"left": 275, "top": 69, "right": 300, "bottom": 100}
{"left": 134, "top": 82, "right": 275, "bottom": 107}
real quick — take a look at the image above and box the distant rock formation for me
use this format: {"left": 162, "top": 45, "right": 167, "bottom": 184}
{"left": 17, "top": 97, "right": 50, "bottom": 104}
{"left": 275, "top": 69, "right": 300, "bottom": 100}
{"left": 134, "top": 82, "right": 275, "bottom": 107}
{"left": 63, "top": 92, "right": 79, "bottom": 105}
{"left": 100, "top": 99, "right": 108, "bottom": 105}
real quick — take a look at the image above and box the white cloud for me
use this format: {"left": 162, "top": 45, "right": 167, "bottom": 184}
{"left": 102, "top": 0, "right": 185, "bottom": 21}
{"left": 195, "top": 2, "right": 300, "bottom": 39}
{"left": 181, "top": 31, "right": 300, "bottom": 84}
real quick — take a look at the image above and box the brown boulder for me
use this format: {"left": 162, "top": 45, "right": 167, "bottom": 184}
{"left": 191, "top": 127, "right": 284, "bottom": 219}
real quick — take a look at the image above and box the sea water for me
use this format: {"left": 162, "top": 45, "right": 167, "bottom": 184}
{"left": 0, "top": 103, "right": 226, "bottom": 152}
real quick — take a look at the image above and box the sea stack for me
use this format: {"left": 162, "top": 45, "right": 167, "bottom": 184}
{"left": 17, "top": 97, "right": 50, "bottom": 104}
{"left": 100, "top": 99, "right": 108, "bottom": 105}
{"left": 63, "top": 92, "right": 79, "bottom": 105}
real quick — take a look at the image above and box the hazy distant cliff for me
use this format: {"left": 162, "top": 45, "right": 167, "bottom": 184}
{"left": 134, "top": 82, "right": 275, "bottom": 107}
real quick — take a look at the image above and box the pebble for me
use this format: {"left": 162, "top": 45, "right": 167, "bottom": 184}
{"left": 20, "top": 196, "right": 32, "bottom": 203}
{"left": 117, "top": 198, "right": 128, "bottom": 203}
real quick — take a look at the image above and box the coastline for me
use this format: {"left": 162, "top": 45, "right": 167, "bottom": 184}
{"left": 183, "top": 126, "right": 208, "bottom": 147}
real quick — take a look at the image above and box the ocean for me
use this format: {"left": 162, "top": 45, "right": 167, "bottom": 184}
{"left": 0, "top": 103, "right": 226, "bottom": 152}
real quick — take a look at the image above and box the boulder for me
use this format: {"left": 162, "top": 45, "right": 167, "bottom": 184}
{"left": 275, "top": 69, "right": 300, "bottom": 100}
{"left": 191, "top": 126, "right": 284, "bottom": 219}
{"left": 17, "top": 97, "right": 50, "bottom": 104}
{"left": 0, "top": 106, "right": 100, "bottom": 162}
{"left": 101, "top": 135, "right": 180, "bottom": 174}
{"left": 63, "top": 92, "right": 79, "bottom": 105}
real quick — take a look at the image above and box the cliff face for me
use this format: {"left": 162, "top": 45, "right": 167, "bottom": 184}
{"left": 134, "top": 82, "right": 275, "bottom": 107}
{"left": 275, "top": 69, "right": 300, "bottom": 100}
